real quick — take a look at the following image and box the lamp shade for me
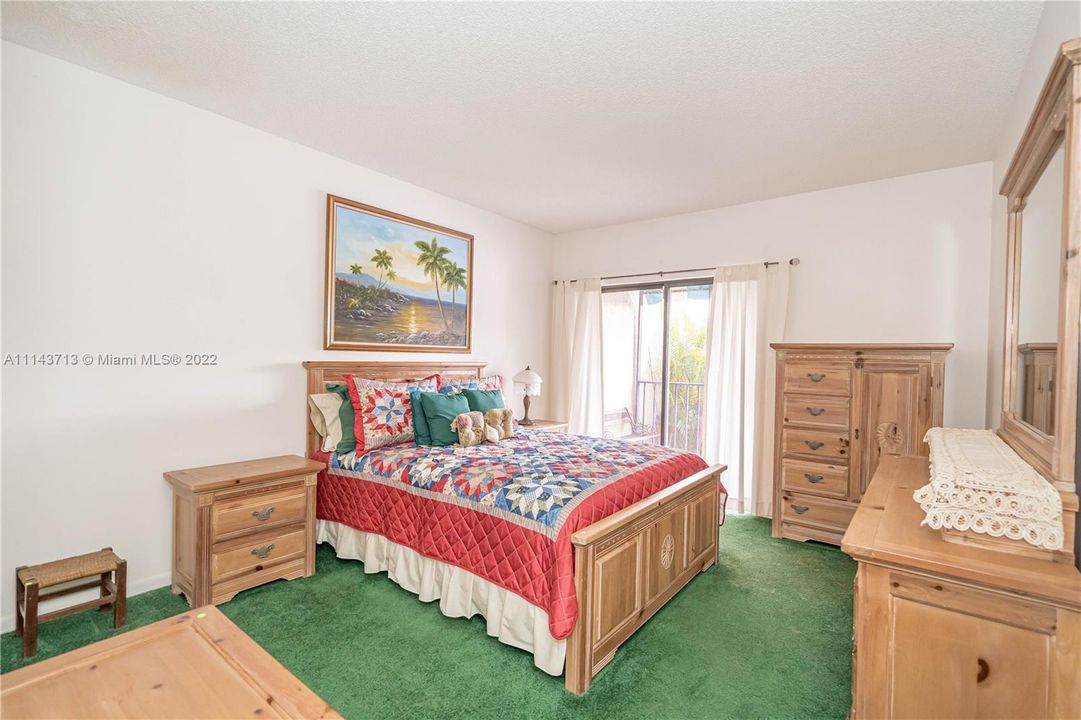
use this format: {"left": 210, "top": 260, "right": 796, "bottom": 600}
{"left": 513, "top": 366, "right": 543, "bottom": 386}
{"left": 513, "top": 366, "right": 543, "bottom": 396}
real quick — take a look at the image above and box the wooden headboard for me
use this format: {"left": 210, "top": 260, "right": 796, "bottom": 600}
{"left": 302, "top": 360, "right": 486, "bottom": 458}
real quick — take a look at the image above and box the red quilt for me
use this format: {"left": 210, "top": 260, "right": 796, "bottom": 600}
{"left": 315, "top": 429, "right": 721, "bottom": 640}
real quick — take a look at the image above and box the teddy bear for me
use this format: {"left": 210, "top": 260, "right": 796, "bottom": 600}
{"left": 484, "top": 408, "right": 516, "bottom": 441}
{"left": 450, "top": 411, "right": 486, "bottom": 448}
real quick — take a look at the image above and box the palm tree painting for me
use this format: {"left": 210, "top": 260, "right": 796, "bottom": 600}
{"left": 371, "top": 249, "right": 393, "bottom": 289}
{"left": 442, "top": 262, "right": 467, "bottom": 306}
{"left": 415, "top": 237, "right": 452, "bottom": 331}
{"left": 325, "top": 194, "right": 473, "bottom": 352}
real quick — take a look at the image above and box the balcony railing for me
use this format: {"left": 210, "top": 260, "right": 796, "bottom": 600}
{"left": 603, "top": 380, "right": 705, "bottom": 455}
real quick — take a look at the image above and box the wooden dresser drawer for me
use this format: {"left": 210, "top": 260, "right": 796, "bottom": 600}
{"left": 213, "top": 484, "right": 308, "bottom": 540}
{"left": 783, "top": 361, "right": 851, "bottom": 396}
{"left": 782, "top": 427, "right": 850, "bottom": 461}
{"left": 211, "top": 528, "right": 306, "bottom": 584}
{"left": 781, "top": 459, "right": 848, "bottom": 499}
{"left": 779, "top": 492, "right": 856, "bottom": 532}
{"left": 782, "top": 394, "right": 850, "bottom": 430}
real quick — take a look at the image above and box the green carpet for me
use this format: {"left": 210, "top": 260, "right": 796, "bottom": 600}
{"left": 1, "top": 516, "right": 854, "bottom": 719}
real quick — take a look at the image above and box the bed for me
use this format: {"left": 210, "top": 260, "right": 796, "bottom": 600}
{"left": 304, "top": 360, "right": 727, "bottom": 694}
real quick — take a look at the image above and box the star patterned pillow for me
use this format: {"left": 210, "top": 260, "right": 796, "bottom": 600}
{"left": 345, "top": 374, "right": 438, "bottom": 455}
{"left": 356, "top": 386, "right": 414, "bottom": 454}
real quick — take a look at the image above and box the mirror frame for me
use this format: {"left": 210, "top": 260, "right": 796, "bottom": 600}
{"left": 999, "top": 39, "right": 1081, "bottom": 496}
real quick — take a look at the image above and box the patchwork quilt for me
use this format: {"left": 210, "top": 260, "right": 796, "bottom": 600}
{"left": 315, "top": 429, "right": 719, "bottom": 640}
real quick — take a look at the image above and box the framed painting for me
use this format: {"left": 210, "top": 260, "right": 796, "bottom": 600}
{"left": 324, "top": 195, "right": 473, "bottom": 352}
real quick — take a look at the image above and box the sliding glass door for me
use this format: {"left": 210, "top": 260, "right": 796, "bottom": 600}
{"left": 601, "top": 287, "right": 665, "bottom": 444}
{"left": 601, "top": 280, "right": 711, "bottom": 454}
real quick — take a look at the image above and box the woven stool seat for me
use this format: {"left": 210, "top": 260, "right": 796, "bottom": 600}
{"left": 15, "top": 547, "right": 127, "bottom": 658}
{"left": 18, "top": 549, "right": 120, "bottom": 588}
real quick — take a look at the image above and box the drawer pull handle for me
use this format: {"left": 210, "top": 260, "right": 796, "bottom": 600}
{"left": 251, "top": 507, "right": 275, "bottom": 522}
{"left": 805, "top": 473, "right": 824, "bottom": 483}
{"left": 805, "top": 440, "right": 824, "bottom": 450}
{"left": 807, "top": 373, "right": 826, "bottom": 382}
{"left": 976, "top": 658, "right": 989, "bottom": 684}
{"left": 250, "top": 544, "right": 275, "bottom": 559}
{"left": 791, "top": 504, "right": 809, "bottom": 514}
{"left": 806, "top": 407, "right": 825, "bottom": 416}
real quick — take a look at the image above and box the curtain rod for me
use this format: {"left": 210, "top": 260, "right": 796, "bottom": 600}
{"left": 553, "top": 258, "right": 800, "bottom": 285}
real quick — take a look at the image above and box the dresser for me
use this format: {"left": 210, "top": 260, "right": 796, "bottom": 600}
{"left": 843, "top": 455, "right": 1080, "bottom": 719}
{"left": 165, "top": 455, "right": 325, "bottom": 606}
{"left": 0, "top": 606, "right": 341, "bottom": 718}
{"left": 770, "top": 343, "right": 951, "bottom": 545}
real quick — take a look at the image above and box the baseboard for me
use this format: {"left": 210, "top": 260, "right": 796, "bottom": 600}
{"left": 1, "top": 572, "right": 172, "bottom": 634}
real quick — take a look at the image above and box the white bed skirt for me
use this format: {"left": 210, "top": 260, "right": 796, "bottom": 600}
{"left": 316, "top": 520, "right": 567, "bottom": 675}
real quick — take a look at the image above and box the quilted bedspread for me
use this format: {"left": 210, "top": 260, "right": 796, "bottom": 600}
{"left": 315, "top": 429, "right": 717, "bottom": 640}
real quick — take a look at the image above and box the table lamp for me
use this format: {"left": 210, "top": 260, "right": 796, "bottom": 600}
{"left": 513, "top": 366, "right": 543, "bottom": 425}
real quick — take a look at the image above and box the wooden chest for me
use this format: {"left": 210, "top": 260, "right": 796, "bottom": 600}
{"left": 770, "top": 344, "right": 951, "bottom": 545}
{"left": 165, "top": 455, "right": 325, "bottom": 606}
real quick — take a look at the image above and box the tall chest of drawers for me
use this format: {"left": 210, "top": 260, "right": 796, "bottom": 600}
{"left": 770, "top": 344, "right": 952, "bottom": 545}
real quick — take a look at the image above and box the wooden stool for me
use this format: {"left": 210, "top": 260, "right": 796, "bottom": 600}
{"left": 15, "top": 548, "right": 127, "bottom": 658}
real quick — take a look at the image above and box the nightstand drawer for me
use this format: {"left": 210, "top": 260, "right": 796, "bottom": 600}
{"left": 211, "top": 528, "right": 306, "bottom": 583}
{"left": 213, "top": 484, "right": 308, "bottom": 540}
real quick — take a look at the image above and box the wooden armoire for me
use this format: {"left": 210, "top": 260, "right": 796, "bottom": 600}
{"left": 770, "top": 343, "right": 952, "bottom": 545}
{"left": 1018, "top": 342, "right": 1057, "bottom": 435}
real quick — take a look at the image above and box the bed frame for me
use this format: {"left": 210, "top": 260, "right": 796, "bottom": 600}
{"left": 303, "top": 360, "right": 726, "bottom": 694}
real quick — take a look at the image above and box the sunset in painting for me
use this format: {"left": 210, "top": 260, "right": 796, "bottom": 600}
{"left": 327, "top": 198, "right": 472, "bottom": 350}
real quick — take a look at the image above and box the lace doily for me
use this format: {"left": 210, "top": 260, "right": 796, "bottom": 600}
{"left": 913, "top": 428, "right": 1063, "bottom": 550}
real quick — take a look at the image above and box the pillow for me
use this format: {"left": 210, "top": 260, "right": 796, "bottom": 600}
{"left": 462, "top": 388, "right": 505, "bottom": 413}
{"left": 345, "top": 375, "right": 439, "bottom": 455}
{"left": 420, "top": 392, "right": 471, "bottom": 446}
{"left": 352, "top": 385, "right": 416, "bottom": 453}
{"left": 326, "top": 383, "right": 356, "bottom": 454}
{"left": 411, "top": 391, "right": 435, "bottom": 446}
{"left": 307, "top": 393, "right": 344, "bottom": 453}
{"left": 438, "top": 373, "right": 504, "bottom": 395}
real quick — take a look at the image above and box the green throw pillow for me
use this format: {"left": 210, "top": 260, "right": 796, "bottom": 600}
{"left": 327, "top": 383, "right": 356, "bottom": 454}
{"left": 411, "top": 391, "right": 434, "bottom": 446}
{"left": 420, "top": 392, "right": 470, "bottom": 446}
{"left": 462, "top": 388, "right": 505, "bottom": 413}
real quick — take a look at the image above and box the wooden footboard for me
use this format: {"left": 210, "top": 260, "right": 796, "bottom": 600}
{"left": 565, "top": 464, "right": 726, "bottom": 694}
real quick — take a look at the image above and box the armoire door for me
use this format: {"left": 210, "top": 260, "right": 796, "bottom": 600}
{"left": 853, "top": 361, "right": 930, "bottom": 497}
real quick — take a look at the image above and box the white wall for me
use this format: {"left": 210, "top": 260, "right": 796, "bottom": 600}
{"left": 986, "top": 2, "right": 1081, "bottom": 426}
{"left": 554, "top": 162, "right": 994, "bottom": 429}
{"left": 0, "top": 43, "right": 553, "bottom": 629}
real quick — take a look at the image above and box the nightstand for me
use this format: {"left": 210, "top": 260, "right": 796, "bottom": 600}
{"left": 164, "top": 455, "right": 325, "bottom": 607}
{"left": 519, "top": 419, "right": 569, "bottom": 432}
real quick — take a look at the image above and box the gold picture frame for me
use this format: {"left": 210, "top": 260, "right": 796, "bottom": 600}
{"left": 324, "top": 195, "right": 474, "bottom": 353}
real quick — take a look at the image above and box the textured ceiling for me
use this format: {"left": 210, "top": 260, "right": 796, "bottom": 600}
{"left": 2, "top": 2, "right": 1043, "bottom": 233}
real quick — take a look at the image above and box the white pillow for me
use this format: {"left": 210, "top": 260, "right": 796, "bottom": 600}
{"left": 307, "top": 393, "right": 344, "bottom": 453}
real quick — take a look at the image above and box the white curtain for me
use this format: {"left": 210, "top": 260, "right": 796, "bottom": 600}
{"left": 550, "top": 279, "right": 604, "bottom": 436}
{"left": 701, "top": 262, "right": 790, "bottom": 515}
